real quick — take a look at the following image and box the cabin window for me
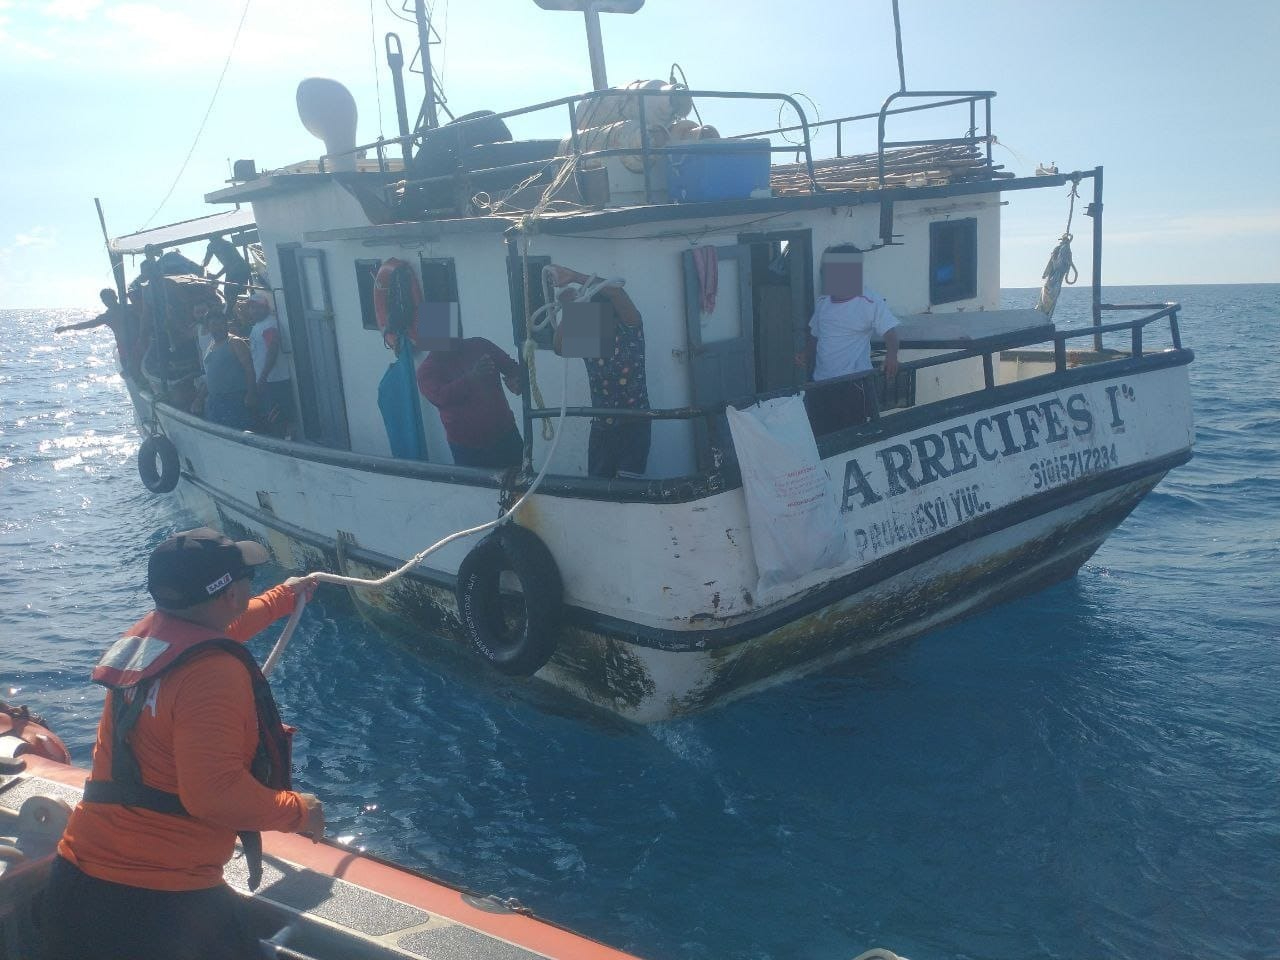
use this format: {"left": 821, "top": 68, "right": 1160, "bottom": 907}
{"left": 506, "top": 254, "right": 554, "bottom": 349}
{"left": 419, "top": 256, "right": 462, "bottom": 338}
{"left": 929, "top": 218, "right": 978, "bottom": 305}
{"left": 355, "top": 259, "right": 382, "bottom": 330}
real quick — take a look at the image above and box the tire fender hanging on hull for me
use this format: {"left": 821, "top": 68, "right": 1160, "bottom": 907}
{"left": 455, "top": 525, "right": 563, "bottom": 676}
{"left": 137, "top": 434, "right": 180, "bottom": 494}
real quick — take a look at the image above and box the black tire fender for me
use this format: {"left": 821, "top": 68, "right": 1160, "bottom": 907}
{"left": 455, "top": 524, "right": 562, "bottom": 676}
{"left": 138, "top": 434, "right": 180, "bottom": 494}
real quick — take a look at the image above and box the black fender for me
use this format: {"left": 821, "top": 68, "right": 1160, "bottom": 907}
{"left": 137, "top": 434, "right": 180, "bottom": 494}
{"left": 455, "top": 524, "right": 563, "bottom": 676}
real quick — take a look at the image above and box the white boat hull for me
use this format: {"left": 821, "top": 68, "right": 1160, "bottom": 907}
{"left": 133, "top": 354, "right": 1193, "bottom": 722}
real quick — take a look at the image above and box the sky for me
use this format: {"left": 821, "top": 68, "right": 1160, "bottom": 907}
{"left": 1, "top": 0, "right": 1277, "bottom": 309}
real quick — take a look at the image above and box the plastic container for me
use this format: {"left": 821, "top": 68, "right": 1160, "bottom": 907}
{"left": 665, "top": 139, "right": 771, "bottom": 203}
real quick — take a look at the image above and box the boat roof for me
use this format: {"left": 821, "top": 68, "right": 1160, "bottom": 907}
{"left": 110, "top": 207, "right": 257, "bottom": 255}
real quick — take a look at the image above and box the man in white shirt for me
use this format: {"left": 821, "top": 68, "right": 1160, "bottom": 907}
{"left": 802, "top": 247, "right": 899, "bottom": 434}
{"left": 236, "top": 293, "right": 294, "bottom": 438}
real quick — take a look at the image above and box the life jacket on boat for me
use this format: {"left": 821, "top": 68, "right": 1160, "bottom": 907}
{"left": 0, "top": 700, "right": 71, "bottom": 765}
{"left": 373, "top": 257, "right": 424, "bottom": 351}
{"left": 83, "top": 612, "right": 294, "bottom": 890}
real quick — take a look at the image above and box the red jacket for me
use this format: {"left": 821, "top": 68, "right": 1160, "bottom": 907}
{"left": 416, "top": 338, "right": 520, "bottom": 449}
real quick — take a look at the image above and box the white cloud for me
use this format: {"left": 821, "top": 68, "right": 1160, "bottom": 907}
{"left": 43, "top": 0, "right": 101, "bottom": 22}
{"left": 13, "top": 226, "right": 57, "bottom": 249}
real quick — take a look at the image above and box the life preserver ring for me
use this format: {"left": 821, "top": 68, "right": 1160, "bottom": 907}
{"left": 373, "top": 257, "right": 423, "bottom": 351}
{"left": 138, "top": 434, "right": 180, "bottom": 493}
{"left": 455, "top": 524, "right": 563, "bottom": 676}
{"left": 0, "top": 701, "right": 71, "bottom": 766}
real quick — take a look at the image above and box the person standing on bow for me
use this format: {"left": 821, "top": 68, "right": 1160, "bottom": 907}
{"left": 549, "top": 264, "right": 651, "bottom": 479}
{"left": 416, "top": 337, "right": 524, "bottom": 469}
{"left": 237, "top": 293, "right": 294, "bottom": 438}
{"left": 201, "top": 235, "right": 253, "bottom": 304}
{"left": 202, "top": 312, "right": 257, "bottom": 429}
{"left": 44, "top": 527, "right": 324, "bottom": 960}
{"left": 55, "top": 288, "right": 142, "bottom": 379}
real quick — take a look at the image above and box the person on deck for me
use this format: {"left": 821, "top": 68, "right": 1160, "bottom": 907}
{"left": 416, "top": 337, "right": 523, "bottom": 469}
{"left": 238, "top": 293, "right": 294, "bottom": 438}
{"left": 201, "top": 236, "right": 252, "bottom": 303}
{"left": 43, "top": 527, "right": 323, "bottom": 960}
{"left": 549, "top": 264, "right": 651, "bottom": 479}
{"left": 801, "top": 247, "right": 900, "bottom": 434}
{"left": 147, "top": 243, "right": 203, "bottom": 278}
{"left": 202, "top": 312, "right": 257, "bottom": 429}
{"left": 55, "top": 288, "right": 142, "bottom": 378}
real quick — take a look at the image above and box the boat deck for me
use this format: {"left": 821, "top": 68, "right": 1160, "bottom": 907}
{"left": 0, "top": 757, "right": 640, "bottom": 960}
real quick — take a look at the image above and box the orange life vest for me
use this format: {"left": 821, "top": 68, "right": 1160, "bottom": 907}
{"left": 84, "top": 612, "right": 293, "bottom": 890}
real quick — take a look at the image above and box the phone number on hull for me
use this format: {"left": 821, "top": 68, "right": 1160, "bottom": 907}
{"left": 1030, "top": 443, "right": 1119, "bottom": 490}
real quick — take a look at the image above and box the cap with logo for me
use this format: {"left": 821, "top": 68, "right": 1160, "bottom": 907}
{"left": 147, "top": 527, "right": 271, "bottom": 609}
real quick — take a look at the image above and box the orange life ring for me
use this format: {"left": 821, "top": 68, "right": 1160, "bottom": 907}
{"left": 0, "top": 702, "right": 71, "bottom": 766}
{"left": 372, "top": 257, "right": 423, "bottom": 351}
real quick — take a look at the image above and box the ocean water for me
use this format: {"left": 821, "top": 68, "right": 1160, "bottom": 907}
{"left": 1, "top": 284, "right": 1276, "bottom": 960}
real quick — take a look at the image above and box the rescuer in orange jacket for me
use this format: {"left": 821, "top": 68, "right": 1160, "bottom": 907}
{"left": 44, "top": 527, "right": 324, "bottom": 960}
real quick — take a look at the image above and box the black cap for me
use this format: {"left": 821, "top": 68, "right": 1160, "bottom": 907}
{"left": 147, "top": 527, "right": 271, "bottom": 609}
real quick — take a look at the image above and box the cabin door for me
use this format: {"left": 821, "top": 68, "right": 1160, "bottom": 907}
{"left": 739, "top": 230, "right": 813, "bottom": 393}
{"left": 278, "top": 246, "right": 350, "bottom": 449}
{"left": 681, "top": 244, "right": 754, "bottom": 469}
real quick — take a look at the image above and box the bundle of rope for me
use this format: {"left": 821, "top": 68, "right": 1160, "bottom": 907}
{"left": 1036, "top": 178, "right": 1081, "bottom": 320}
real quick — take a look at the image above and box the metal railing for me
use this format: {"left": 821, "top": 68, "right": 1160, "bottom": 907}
{"left": 1052, "top": 303, "right": 1182, "bottom": 371}
{"left": 736, "top": 90, "right": 995, "bottom": 175}
{"left": 524, "top": 303, "right": 1186, "bottom": 474}
{"left": 317, "top": 87, "right": 822, "bottom": 204}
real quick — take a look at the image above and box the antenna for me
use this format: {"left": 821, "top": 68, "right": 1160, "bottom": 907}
{"left": 533, "top": 0, "right": 645, "bottom": 91}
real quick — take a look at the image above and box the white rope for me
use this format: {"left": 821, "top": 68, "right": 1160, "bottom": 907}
{"left": 262, "top": 358, "right": 571, "bottom": 677}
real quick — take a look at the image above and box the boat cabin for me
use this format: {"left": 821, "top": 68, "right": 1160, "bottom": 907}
{"left": 145, "top": 81, "right": 1072, "bottom": 487}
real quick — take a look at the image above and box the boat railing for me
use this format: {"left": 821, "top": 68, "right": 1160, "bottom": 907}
{"left": 523, "top": 303, "right": 1185, "bottom": 473}
{"left": 316, "top": 87, "right": 822, "bottom": 205}
{"left": 734, "top": 90, "right": 996, "bottom": 177}
{"left": 1052, "top": 303, "right": 1182, "bottom": 370}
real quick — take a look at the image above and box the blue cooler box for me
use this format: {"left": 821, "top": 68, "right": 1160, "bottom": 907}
{"left": 665, "top": 139, "right": 772, "bottom": 203}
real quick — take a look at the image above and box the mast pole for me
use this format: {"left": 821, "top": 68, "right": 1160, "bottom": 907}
{"left": 891, "top": 0, "right": 907, "bottom": 91}
{"left": 583, "top": 6, "right": 608, "bottom": 90}
{"left": 415, "top": 0, "right": 440, "bottom": 129}
{"left": 94, "top": 198, "right": 128, "bottom": 306}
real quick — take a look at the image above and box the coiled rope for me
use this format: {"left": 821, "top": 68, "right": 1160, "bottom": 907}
{"left": 1036, "top": 177, "right": 1081, "bottom": 319}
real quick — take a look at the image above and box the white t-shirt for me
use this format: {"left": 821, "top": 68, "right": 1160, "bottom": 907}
{"left": 808, "top": 292, "right": 898, "bottom": 381}
{"left": 249, "top": 314, "right": 291, "bottom": 383}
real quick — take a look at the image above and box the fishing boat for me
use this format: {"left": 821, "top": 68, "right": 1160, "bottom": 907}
{"left": 101, "top": 0, "right": 1194, "bottom": 723}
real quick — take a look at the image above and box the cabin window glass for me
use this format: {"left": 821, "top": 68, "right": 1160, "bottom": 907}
{"left": 699, "top": 255, "right": 742, "bottom": 343}
{"left": 419, "top": 257, "right": 462, "bottom": 339}
{"left": 507, "top": 254, "right": 554, "bottom": 349}
{"left": 355, "top": 259, "right": 382, "bottom": 330}
{"left": 302, "top": 256, "right": 329, "bottom": 312}
{"left": 929, "top": 218, "right": 978, "bottom": 305}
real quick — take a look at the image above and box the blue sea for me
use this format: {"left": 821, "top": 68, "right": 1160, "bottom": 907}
{"left": 2, "top": 285, "right": 1276, "bottom": 960}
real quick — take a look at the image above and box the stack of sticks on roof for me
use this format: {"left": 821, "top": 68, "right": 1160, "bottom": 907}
{"left": 769, "top": 143, "right": 1005, "bottom": 196}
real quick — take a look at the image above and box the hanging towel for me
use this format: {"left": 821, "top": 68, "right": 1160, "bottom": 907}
{"left": 378, "top": 343, "right": 429, "bottom": 460}
{"left": 692, "top": 245, "right": 718, "bottom": 314}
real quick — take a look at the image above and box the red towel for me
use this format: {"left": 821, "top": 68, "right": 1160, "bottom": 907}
{"left": 692, "top": 245, "right": 718, "bottom": 314}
